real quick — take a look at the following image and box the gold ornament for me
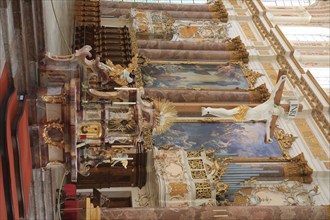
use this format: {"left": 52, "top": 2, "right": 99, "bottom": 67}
{"left": 153, "top": 99, "right": 177, "bottom": 134}
{"left": 41, "top": 94, "right": 66, "bottom": 104}
{"left": 169, "top": 182, "right": 188, "bottom": 197}
{"left": 108, "top": 119, "right": 137, "bottom": 133}
{"left": 241, "top": 64, "right": 263, "bottom": 88}
{"left": 105, "top": 54, "right": 139, "bottom": 86}
{"left": 233, "top": 105, "right": 249, "bottom": 122}
{"left": 43, "top": 122, "right": 64, "bottom": 148}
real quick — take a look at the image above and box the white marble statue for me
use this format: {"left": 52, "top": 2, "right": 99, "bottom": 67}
{"left": 202, "top": 75, "right": 287, "bottom": 143}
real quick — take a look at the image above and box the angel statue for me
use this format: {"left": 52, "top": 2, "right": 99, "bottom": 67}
{"left": 105, "top": 54, "right": 139, "bottom": 86}
{"left": 46, "top": 45, "right": 139, "bottom": 86}
{"left": 202, "top": 75, "right": 287, "bottom": 143}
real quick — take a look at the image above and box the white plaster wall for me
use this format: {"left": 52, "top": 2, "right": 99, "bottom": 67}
{"left": 223, "top": 0, "right": 329, "bottom": 205}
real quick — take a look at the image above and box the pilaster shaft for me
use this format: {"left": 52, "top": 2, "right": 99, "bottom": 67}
{"left": 137, "top": 40, "right": 231, "bottom": 51}
{"left": 100, "top": 1, "right": 210, "bottom": 12}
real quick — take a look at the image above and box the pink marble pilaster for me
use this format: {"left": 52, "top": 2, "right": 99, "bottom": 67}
{"left": 100, "top": 1, "right": 210, "bottom": 13}
{"left": 138, "top": 48, "right": 231, "bottom": 61}
{"left": 101, "top": 8, "right": 213, "bottom": 19}
{"left": 101, "top": 8, "right": 131, "bottom": 17}
{"left": 137, "top": 40, "right": 231, "bottom": 51}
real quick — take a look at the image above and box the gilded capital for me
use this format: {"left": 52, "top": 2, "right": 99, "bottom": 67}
{"left": 249, "top": 84, "right": 271, "bottom": 103}
{"left": 283, "top": 153, "right": 313, "bottom": 183}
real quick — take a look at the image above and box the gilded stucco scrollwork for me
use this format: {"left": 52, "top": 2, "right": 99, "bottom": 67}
{"left": 284, "top": 153, "right": 313, "bottom": 183}
{"left": 212, "top": 158, "right": 230, "bottom": 181}
{"left": 141, "top": 126, "right": 153, "bottom": 150}
{"left": 41, "top": 94, "right": 66, "bottom": 104}
{"left": 208, "top": 0, "right": 229, "bottom": 22}
{"left": 82, "top": 147, "right": 129, "bottom": 169}
{"left": 234, "top": 180, "right": 319, "bottom": 206}
{"left": 43, "top": 122, "right": 64, "bottom": 148}
{"left": 104, "top": 54, "right": 139, "bottom": 86}
{"left": 168, "top": 182, "right": 188, "bottom": 198}
{"left": 241, "top": 64, "right": 263, "bottom": 88}
{"left": 153, "top": 99, "right": 177, "bottom": 135}
{"left": 224, "top": 36, "right": 245, "bottom": 51}
{"left": 195, "top": 181, "right": 212, "bottom": 199}
{"left": 171, "top": 20, "right": 229, "bottom": 42}
{"left": 191, "top": 170, "right": 208, "bottom": 179}
{"left": 249, "top": 84, "right": 271, "bottom": 103}
{"left": 108, "top": 118, "right": 137, "bottom": 133}
{"left": 129, "top": 23, "right": 138, "bottom": 55}
{"left": 131, "top": 9, "right": 175, "bottom": 38}
{"left": 187, "top": 150, "right": 202, "bottom": 158}
{"left": 230, "top": 51, "right": 249, "bottom": 64}
{"left": 274, "top": 126, "right": 297, "bottom": 153}
{"left": 188, "top": 159, "right": 205, "bottom": 170}
{"left": 134, "top": 67, "right": 144, "bottom": 88}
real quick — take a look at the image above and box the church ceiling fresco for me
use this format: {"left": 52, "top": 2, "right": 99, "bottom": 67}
{"left": 153, "top": 122, "right": 283, "bottom": 158}
{"left": 141, "top": 63, "right": 250, "bottom": 89}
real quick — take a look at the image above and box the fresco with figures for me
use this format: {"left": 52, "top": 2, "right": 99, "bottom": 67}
{"left": 142, "top": 63, "right": 250, "bottom": 89}
{"left": 153, "top": 122, "right": 282, "bottom": 158}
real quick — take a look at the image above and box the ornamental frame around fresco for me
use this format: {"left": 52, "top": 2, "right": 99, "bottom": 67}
{"left": 135, "top": 60, "right": 263, "bottom": 89}
{"left": 153, "top": 117, "right": 296, "bottom": 163}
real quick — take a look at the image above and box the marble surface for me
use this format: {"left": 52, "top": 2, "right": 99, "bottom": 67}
{"left": 42, "top": 0, "right": 75, "bottom": 55}
{"left": 101, "top": 2, "right": 210, "bottom": 13}
{"left": 138, "top": 48, "right": 231, "bottom": 60}
{"left": 137, "top": 40, "right": 231, "bottom": 51}
{"left": 100, "top": 206, "right": 329, "bottom": 220}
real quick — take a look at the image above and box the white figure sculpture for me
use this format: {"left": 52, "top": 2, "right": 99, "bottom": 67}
{"left": 202, "top": 75, "right": 287, "bottom": 143}
{"left": 46, "top": 45, "right": 136, "bottom": 86}
{"left": 111, "top": 153, "right": 129, "bottom": 169}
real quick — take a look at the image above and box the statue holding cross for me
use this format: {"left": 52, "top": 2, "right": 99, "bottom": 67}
{"left": 202, "top": 70, "right": 296, "bottom": 144}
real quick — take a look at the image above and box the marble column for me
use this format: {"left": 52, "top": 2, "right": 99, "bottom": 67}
{"left": 145, "top": 85, "right": 267, "bottom": 117}
{"left": 138, "top": 48, "right": 248, "bottom": 63}
{"left": 101, "top": 8, "right": 131, "bottom": 17}
{"left": 100, "top": 2, "right": 210, "bottom": 12}
{"left": 100, "top": 1, "right": 228, "bottom": 21}
{"left": 137, "top": 36, "right": 248, "bottom": 62}
{"left": 137, "top": 40, "right": 234, "bottom": 51}
{"left": 101, "top": 8, "right": 214, "bottom": 20}
{"left": 138, "top": 48, "right": 230, "bottom": 61}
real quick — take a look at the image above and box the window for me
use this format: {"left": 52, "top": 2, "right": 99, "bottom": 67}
{"left": 305, "top": 68, "right": 330, "bottom": 90}
{"left": 262, "top": 0, "right": 316, "bottom": 7}
{"left": 280, "top": 26, "right": 330, "bottom": 42}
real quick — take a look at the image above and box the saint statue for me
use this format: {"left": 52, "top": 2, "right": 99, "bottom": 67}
{"left": 201, "top": 75, "right": 287, "bottom": 143}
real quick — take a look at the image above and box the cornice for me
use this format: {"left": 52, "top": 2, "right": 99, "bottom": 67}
{"left": 242, "top": 0, "right": 330, "bottom": 144}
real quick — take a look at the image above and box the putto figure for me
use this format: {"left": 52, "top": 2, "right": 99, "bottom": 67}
{"left": 202, "top": 75, "right": 287, "bottom": 143}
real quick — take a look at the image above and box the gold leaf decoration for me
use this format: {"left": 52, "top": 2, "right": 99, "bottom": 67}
{"left": 274, "top": 126, "right": 297, "bottom": 158}
{"left": 108, "top": 119, "right": 137, "bottom": 133}
{"left": 105, "top": 54, "right": 139, "bottom": 86}
{"left": 241, "top": 65, "right": 263, "bottom": 88}
{"left": 153, "top": 99, "right": 177, "bottom": 135}
{"left": 43, "top": 122, "right": 64, "bottom": 148}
